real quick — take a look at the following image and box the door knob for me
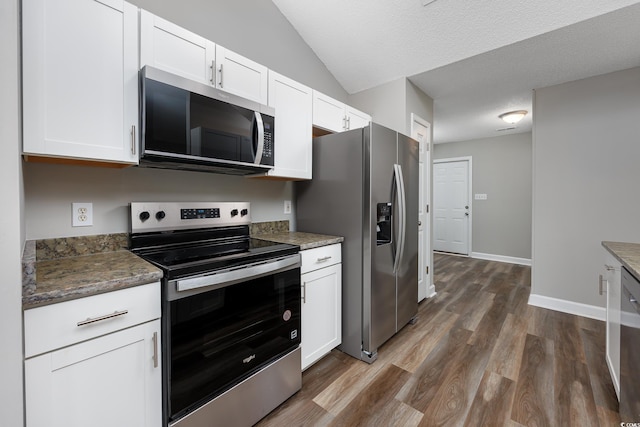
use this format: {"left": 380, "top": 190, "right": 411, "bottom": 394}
{"left": 418, "top": 221, "right": 422, "bottom": 226}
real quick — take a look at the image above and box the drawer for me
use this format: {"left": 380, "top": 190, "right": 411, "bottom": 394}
{"left": 301, "top": 243, "right": 341, "bottom": 274}
{"left": 24, "top": 282, "right": 160, "bottom": 358}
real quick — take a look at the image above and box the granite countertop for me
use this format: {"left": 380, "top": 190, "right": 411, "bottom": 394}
{"left": 254, "top": 231, "right": 344, "bottom": 251}
{"left": 602, "top": 241, "right": 640, "bottom": 281}
{"left": 22, "top": 234, "right": 163, "bottom": 309}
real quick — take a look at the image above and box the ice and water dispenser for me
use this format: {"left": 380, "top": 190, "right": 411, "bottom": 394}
{"left": 376, "top": 202, "right": 392, "bottom": 245}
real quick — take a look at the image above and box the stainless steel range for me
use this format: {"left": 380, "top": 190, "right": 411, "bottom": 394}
{"left": 129, "top": 202, "right": 301, "bottom": 427}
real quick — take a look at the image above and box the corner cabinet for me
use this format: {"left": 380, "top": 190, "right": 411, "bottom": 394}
{"left": 24, "top": 283, "right": 162, "bottom": 427}
{"left": 300, "top": 244, "right": 342, "bottom": 370}
{"left": 263, "top": 71, "right": 313, "bottom": 180}
{"left": 22, "top": 0, "right": 139, "bottom": 165}
{"left": 602, "top": 249, "right": 622, "bottom": 399}
{"left": 312, "top": 91, "right": 371, "bottom": 133}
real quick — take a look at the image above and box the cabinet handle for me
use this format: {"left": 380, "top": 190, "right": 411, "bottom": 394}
{"left": 77, "top": 309, "right": 128, "bottom": 327}
{"left": 599, "top": 274, "right": 605, "bottom": 295}
{"left": 301, "top": 283, "right": 306, "bottom": 304}
{"left": 210, "top": 60, "right": 215, "bottom": 84}
{"left": 152, "top": 331, "right": 159, "bottom": 368}
{"left": 317, "top": 256, "right": 332, "bottom": 262}
{"left": 219, "top": 63, "right": 223, "bottom": 88}
{"left": 347, "top": 116, "right": 351, "bottom": 129}
{"left": 605, "top": 264, "right": 616, "bottom": 271}
{"left": 130, "top": 125, "right": 136, "bottom": 156}
{"left": 342, "top": 116, "right": 347, "bottom": 131}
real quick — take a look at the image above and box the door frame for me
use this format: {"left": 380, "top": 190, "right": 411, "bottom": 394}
{"left": 433, "top": 156, "right": 473, "bottom": 256}
{"left": 411, "top": 113, "right": 434, "bottom": 300}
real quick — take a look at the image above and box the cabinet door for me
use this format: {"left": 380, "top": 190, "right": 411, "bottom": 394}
{"left": 346, "top": 105, "right": 371, "bottom": 130}
{"left": 215, "top": 46, "right": 268, "bottom": 104}
{"left": 22, "top": 0, "right": 139, "bottom": 164}
{"left": 604, "top": 251, "right": 621, "bottom": 399}
{"left": 312, "top": 91, "right": 347, "bottom": 133}
{"left": 301, "top": 263, "right": 342, "bottom": 370}
{"left": 140, "top": 10, "right": 216, "bottom": 86}
{"left": 266, "top": 71, "right": 312, "bottom": 179}
{"left": 25, "top": 320, "right": 161, "bottom": 427}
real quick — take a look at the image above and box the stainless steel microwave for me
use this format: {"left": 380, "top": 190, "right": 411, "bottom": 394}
{"left": 139, "top": 66, "right": 275, "bottom": 175}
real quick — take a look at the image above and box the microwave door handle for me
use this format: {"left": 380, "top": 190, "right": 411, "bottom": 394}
{"left": 254, "top": 111, "right": 265, "bottom": 164}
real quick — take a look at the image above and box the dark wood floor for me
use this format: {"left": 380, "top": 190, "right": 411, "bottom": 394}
{"left": 257, "top": 253, "right": 620, "bottom": 426}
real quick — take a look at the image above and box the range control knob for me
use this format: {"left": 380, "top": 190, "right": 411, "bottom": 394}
{"left": 156, "top": 211, "right": 166, "bottom": 221}
{"left": 230, "top": 209, "right": 239, "bottom": 217}
{"left": 241, "top": 209, "right": 248, "bottom": 217}
{"left": 139, "top": 211, "right": 150, "bottom": 222}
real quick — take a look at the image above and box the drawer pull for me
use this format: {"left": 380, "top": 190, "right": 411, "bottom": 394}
{"left": 152, "top": 331, "right": 159, "bottom": 368}
{"left": 317, "top": 256, "right": 332, "bottom": 262}
{"left": 605, "top": 264, "right": 616, "bottom": 271}
{"left": 76, "top": 309, "right": 128, "bottom": 327}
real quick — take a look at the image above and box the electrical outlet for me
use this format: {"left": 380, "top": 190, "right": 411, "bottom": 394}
{"left": 72, "top": 202, "right": 93, "bottom": 227}
{"left": 284, "top": 200, "right": 292, "bottom": 214}
{"left": 474, "top": 194, "right": 488, "bottom": 200}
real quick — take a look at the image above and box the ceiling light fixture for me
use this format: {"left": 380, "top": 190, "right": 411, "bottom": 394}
{"left": 498, "top": 110, "right": 528, "bottom": 124}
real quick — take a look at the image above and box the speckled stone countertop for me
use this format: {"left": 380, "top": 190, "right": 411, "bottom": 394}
{"left": 254, "top": 231, "right": 344, "bottom": 250}
{"left": 22, "top": 234, "right": 163, "bottom": 309}
{"left": 251, "top": 220, "right": 343, "bottom": 250}
{"left": 602, "top": 241, "right": 640, "bottom": 281}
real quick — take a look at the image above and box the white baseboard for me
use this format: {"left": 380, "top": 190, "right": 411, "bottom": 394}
{"left": 427, "top": 284, "right": 437, "bottom": 299}
{"left": 471, "top": 252, "right": 531, "bottom": 266}
{"left": 528, "top": 293, "right": 605, "bottom": 321}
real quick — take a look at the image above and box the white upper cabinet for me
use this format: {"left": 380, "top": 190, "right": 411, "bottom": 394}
{"left": 312, "top": 91, "right": 371, "bottom": 133}
{"left": 346, "top": 105, "right": 372, "bottom": 130}
{"left": 140, "top": 10, "right": 216, "bottom": 86}
{"left": 215, "top": 46, "right": 269, "bottom": 105}
{"left": 22, "top": 0, "right": 139, "bottom": 164}
{"left": 264, "top": 71, "right": 312, "bottom": 180}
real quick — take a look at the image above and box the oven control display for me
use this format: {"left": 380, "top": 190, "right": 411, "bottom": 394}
{"left": 181, "top": 208, "right": 220, "bottom": 219}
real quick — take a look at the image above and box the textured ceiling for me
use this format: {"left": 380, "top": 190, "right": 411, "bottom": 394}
{"left": 271, "top": 0, "right": 640, "bottom": 143}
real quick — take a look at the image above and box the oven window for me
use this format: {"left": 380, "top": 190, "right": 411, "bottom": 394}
{"left": 167, "top": 267, "right": 301, "bottom": 421}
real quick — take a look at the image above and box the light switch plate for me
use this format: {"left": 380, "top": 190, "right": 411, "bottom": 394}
{"left": 284, "top": 200, "right": 292, "bottom": 214}
{"left": 474, "top": 194, "right": 488, "bottom": 200}
{"left": 72, "top": 202, "right": 93, "bottom": 227}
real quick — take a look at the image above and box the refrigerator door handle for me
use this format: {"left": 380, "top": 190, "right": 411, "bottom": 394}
{"left": 392, "top": 163, "right": 407, "bottom": 274}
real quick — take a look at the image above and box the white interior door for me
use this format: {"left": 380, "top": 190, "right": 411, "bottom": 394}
{"left": 411, "top": 114, "right": 433, "bottom": 301}
{"left": 433, "top": 158, "right": 471, "bottom": 255}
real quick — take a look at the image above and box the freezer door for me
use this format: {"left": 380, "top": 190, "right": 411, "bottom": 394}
{"left": 367, "top": 124, "right": 399, "bottom": 353}
{"left": 397, "top": 134, "right": 419, "bottom": 328}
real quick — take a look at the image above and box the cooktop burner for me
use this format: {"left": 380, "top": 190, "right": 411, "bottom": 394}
{"left": 129, "top": 202, "right": 299, "bottom": 280}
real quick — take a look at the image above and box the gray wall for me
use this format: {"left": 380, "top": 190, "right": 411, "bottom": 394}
{"left": 25, "top": 163, "right": 294, "bottom": 239}
{"left": 434, "top": 132, "right": 533, "bottom": 260}
{"left": 348, "top": 78, "right": 434, "bottom": 135}
{"left": 23, "top": 0, "right": 351, "bottom": 240}
{"left": 532, "top": 67, "right": 640, "bottom": 308}
{"left": 1, "top": 0, "right": 24, "bottom": 424}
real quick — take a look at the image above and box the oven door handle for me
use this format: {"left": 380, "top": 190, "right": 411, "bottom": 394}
{"left": 174, "top": 254, "right": 300, "bottom": 293}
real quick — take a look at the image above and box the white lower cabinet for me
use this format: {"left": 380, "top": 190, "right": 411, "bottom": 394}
{"left": 24, "top": 283, "right": 161, "bottom": 427}
{"left": 603, "top": 249, "right": 622, "bottom": 399}
{"left": 300, "top": 244, "right": 342, "bottom": 370}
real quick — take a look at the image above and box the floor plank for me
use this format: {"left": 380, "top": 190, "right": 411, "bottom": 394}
{"left": 258, "top": 254, "right": 619, "bottom": 427}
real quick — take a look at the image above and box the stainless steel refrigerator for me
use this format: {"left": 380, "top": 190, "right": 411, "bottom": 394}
{"left": 296, "top": 122, "right": 418, "bottom": 363}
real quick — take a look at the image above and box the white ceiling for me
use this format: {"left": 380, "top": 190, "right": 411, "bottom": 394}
{"left": 271, "top": 0, "right": 640, "bottom": 143}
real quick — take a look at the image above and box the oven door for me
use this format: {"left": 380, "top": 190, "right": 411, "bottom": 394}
{"left": 164, "top": 257, "right": 301, "bottom": 423}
